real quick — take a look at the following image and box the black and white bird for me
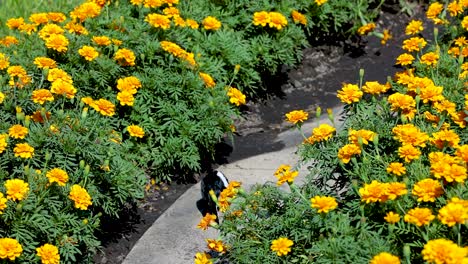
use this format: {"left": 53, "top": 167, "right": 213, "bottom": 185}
{"left": 197, "top": 170, "right": 229, "bottom": 222}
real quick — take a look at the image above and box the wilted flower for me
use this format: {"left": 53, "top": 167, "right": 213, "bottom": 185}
{"left": 357, "top": 22, "right": 375, "bottom": 35}
{"left": 197, "top": 213, "right": 217, "bottom": 230}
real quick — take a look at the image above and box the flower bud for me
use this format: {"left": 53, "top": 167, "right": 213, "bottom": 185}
{"left": 84, "top": 165, "right": 90, "bottom": 176}
{"left": 79, "top": 160, "right": 85, "bottom": 169}
{"left": 45, "top": 151, "right": 51, "bottom": 161}
{"left": 403, "top": 244, "right": 411, "bottom": 260}
{"left": 234, "top": 64, "right": 241, "bottom": 74}
{"left": 81, "top": 107, "right": 88, "bottom": 120}
{"left": 24, "top": 116, "right": 30, "bottom": 127}
{"left": 316, "top": 106, "right": 322, "bottom": 118}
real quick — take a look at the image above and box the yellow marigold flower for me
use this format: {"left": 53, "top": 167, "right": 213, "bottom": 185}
{"left": 5, "top": 179, "right": 29, "bottom": 201}
{"left": 348, "top": 129, "right": 375, "bottom": 145}
{"left": 268, "top": 12, "right": 288, "bottom": 30}
{"left": 47, "top": 68, "right": 73, "bottom": 83}
{"left": 45, "top": 34, "right": 69, "bottom": 52}
{"left": 370, "top": 252, "right": 401, "bottom": 264}
{"left": 114, "top": 48, "right": 136, "bottom": 66}
{"left": 36, "top": 243, "right": 60, "bottom": 264}
{"left": 47, "top": 12, "right": 67, "bottom": 23}
{"left": 92, "top": 35, "right": 111, "bottom": 46}
{"left": 315, "top": 0, "right": 328, "bottom": 5}
{"left": 81, "top": 97, "right": 94, "bottom": 106}
{"left": 396, "top": 53, "right": 414, "bottom": 66}
{"left": 419, "top": 85, "right": 443, "bottom": 104}
{"left": 7, "top": 65, "right": 27, "bottom": 77}
{"left": 0, "top": 238, "right": 23, "bottom": 260}
{"left": 50, "top": 80, "right": 77, "bottom": 99}
{"left": 14, "top": 143, "right": 34, "bottom": 159}
{"left": 392, "top": 124, "right": 428, "bottom": 147}
{"left": 398, "top": 144, "right": 421, "bottom": 163}
{"left": 362, "top": 81, "right": 389, "bottom": 95}
{"left": 160, "top": 40, "right": 184, "bottom": 56}
{"left": 270, "top": 237, "right": 293, "bottom": 256}
{"left": 69, "top": 184, "right": 92, "bottom": 210}
{"left": 78, "top": 45, "right": 99, "bottom": 61}
{"left": 357, "top": 23, "right": 375, "bottom": 35}
{"left": 310, "top": 196, "right": 338, "bottom": 213}
{"left": 130, "top": 0, "right": 143, "bottom": 5}
{"left": 202, "top": 16, "right": 221, "bottom": 30}
{"left": 431, "top": 129, "right": 460, "bottom": 149}
{"left": 32, "top": 89, "right": 54, "bottom": 104}
{"left": 337, "top": 83, "right": 363, "bottom": 104}
{"left": 117, "top": 76, "right": 142, "bottom": 94}
{"left": 0, "top": 53, "right": 10, "bottom": 70}
{"left": 402, "top": 37, "right": 427, "bottom": 52}
{"left": 163, "top": 7, "right": 179, "bottom": 18}
{"left": 456, "top": 145, "right": 468, "bottom": 162}
{"left": 127, "top": 125, "right": 145, "bottom": 138}
{"left": 145, "top": 13, "right": 171, "bottom": 29}
{"left": 386, "top": 162, "right": 406, "bottom": 176}
{"left": 307, "top": 123, "right": 335, "bottom": 144}
{"left": 65, "top": 22, "right": 89, "bottom": 35}
{"left": 338, "top": 143, "right": 361, "bottom": 164}
{"left": 285, "top": 110, "right": 308, "bottom": 124}
{"left": 404, "top": 207, "right": 434, "bottom": 226}
{"left": 433, "top": 99, "right": 456, "bottom": 115}
{"left": 8, "top": 124, "right": 28, "bottom": 139}
{"left": 386, "top": 182, "right": 407, "bottom": 200}
{"left": 91, "top": 98, "right": 115, "bottom": 116}
{"left": 448, "top": 1, "right": 463, "bottom": 17}
{"left": 384, "top": 212, "right": 401, "bottom": 224}
{"left": 253, "top": 11, "right": 270, "bottom": 27}
{"left": 359, "top": 180, "right": 388, "bottom": 203}
{"left": 422, "top": 239, "right": 467, "bottom": 264}
{"left": 197, "top": 213, "right": 217, "bottom": 230}
{"left": 387, "top": 93, "right": 415, "bottom": 112}
{"left": 274, "top": 164, "right": 299, "bottom": 186}
{"left": 34, "top": 57, "right": 57, "bottom": 69}
{"left": 144, "top": 0, "right": 164, "bottom": 8}
{"left": 426, "top": 2, "right": 443, "bottom": 20}
{"left": 438, "top": 200, "right": 468, "bottom": 227}
{"left": 46, "top": 168, "right": 69, "bottom": 186}
{"left": 117, "top": 91, "right": 134, "bottom": 106}
{"left": 206, "top": 239, "right": 227, "bottom": 253}
{"left": 18, "top": 23, "right": 37, "bottom": 34}
{"left": 163, "top": 0, "right": 179, "bottom": 6}
{"left": 420, "top": 52, "right": 439, "bottom": 66}
{"left": 194, "top": 252, "right": 212, "bottom": 264}
{"left": 291, "top": 10, "right": 307, "bottom": 25}
{"left": 412, "top": 178, "right": 443, "bottom": 202}
{"left": 227, "top": 87, "right": 246, "bottom": 106}
{"left": 0, "top": 134, "right": 7, "bottom": 154}
{"left": 0, "top": 92, "right": 4, "bottom": 104}
{"left": 185, "top": 19, "right": 199, "bottom": 29}
{"left": 199, "top": 72, "right": 216, "bottom": 88}
{"left": 6, "top": 17, "right": 25, "bottom": 29}
{"left": 454, "top": 36, "right": 468, "bottom": 47}
{"left": 381, "top": 29, "right": 392, "bottom": 45}
{"left": 38, "top": 24, "right": 64, "bottom": 40}
{"left": 0, "top": 192, "right": 7, "bottom": 213}
{"left": 405, "top": 20, "right": 423, "bottom": 35}
{"left": 70, "top": 2, "right": 101, "bottom": 22}
{"left": 0, "top": 36, "right": 19, "bottom": 47}
{"left": 172, "top": 15, "right": 186, "bottom": 27}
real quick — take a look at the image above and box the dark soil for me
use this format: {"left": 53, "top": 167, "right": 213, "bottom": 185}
{"left": 94, "top": 5, "right": 422, "bottom": 264}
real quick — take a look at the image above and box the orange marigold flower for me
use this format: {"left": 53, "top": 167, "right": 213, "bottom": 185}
{"left": 206, "top": 239, "right": 227, "bottom": 253}
{"left": 70, "top": 2, "right": 101, "bottom": 22}
{"left": 398, "top": 144, "right": 421, "bottom": 163}
{"left": 8, "top": 124, "right": 28, "bottom": 139}
{"left": 45, "top": 34, "right": 69, "bottom": 52}
{"left": 36, "top": 244, "right": 60, "bottom": 264}
{"left": 412, "top": 178, "right": 443, "bottom": 202}
{"left": 291, "top": 10, "right": 307, "bottom": 25}
{"left": 50, "top": 80, "right": 77, "bottom": 99}
{"left": 199, "top": 72, "right": 216, "bottom": 88}
{"left": 47, "top": 68, "right": 73, "bottom": 83}
{"left": 145, "top": 13, "right": 171, "bottom": 29}
{"left": 186, "top": 19, "right": 199, "bottom": 29}
{"left": 197, "top": 213, "right": 217, "bottom": 230}
{"left": 117, "top": 91, "right": 134, "bottom": 106}
{"left": 405, "top": 20, "right": 423, "bottom": 35}
{"left": 310, "top": 196, "right": 338, "bottom": 213}
{"left": 433, "top": 99, "right": 456, "bottom": 115}
{"left": 202, "top": 16, "right": 221, "bottom": 30}
{"left": 357, "top": 23, "right": 375, "bottom": 35}
{"left": 47, "top": 12, "right": 67, "bottom": 23}
{"left": 448, "top": 1, "right": 463, "bottom": 17}
{"left": 387, "top": 93, "right": 415, "bottom": 112}
{"left": 253, "top": 11, "right": 270, "bottom": 27}
{"left": 307, "top": 124, "right": 335, "bottom": 144}
{"left": 92, "top": 35, "right": 111, "bottom": 46}
{"left": 386, "top": 162, "right": 406, "bottom": 176}
{"left": 163, "top": 7, "right": 179, "bottom": 18}
{"left": 392, "top": 124, "right": 428, "bottom": 147}
{"left": 274, "top": 164, "right": 299, "bottom": 186}
{"left": 29, "top": 13, "right": 49, "bottom": 25}
{"left": 14, "top": 143, "right": 34, "bottom": 158}
{"left": 422, "top": 239, "right": 467, "bottom": 264}
{"left": 381, "top": 29, "right": 392, "bottom": 45}
{"left": 438, "top": 200, "right": 468, "bottom": 227}
{"left": 348, "top": 129, "right": 375, "bottom": 145}
{"left": 362, "top": 81, "right": 389, "bottom": 95}
{"left": 7, "top": 65, "right": 27, "bottom": 77}
{"left": 386, "top": 182, "right": 407, "bottom": 200}
{"left": 69, "top": 184, "right": 92, "bottom": 210}
{"left": 337, "top": 83, "right": 363, "bottom": 104}
{"left": 268, "top": 12, "right": 288, "bottom": 30}
{"left": 5, "top": 179, "right": 29, "bottom": 201}
{"left": 431, "top": 129, "right": 460, "bottom": 149}
{"left": 64, "top": 21, "right": 89, "bottom": 35}
{"left": 34, "top": 57, "right": 57, "bottom": 69}
{"left": 404, "top": 207, "right": 434, "bottom": 226}
{"left": 402, "top": 37, "right": 427, "bottom": 52}
{"left": 6, "top": 17, "right": 25, "bottom": 29}
{"left": 91, "top": 98, "right": 115, "bottom": 116}
{"left": 384, "top": 212, "right": 401, "bottom": 224}
{"left": 360, "top": 180, "right": 388, "bottom": 203}
{"left": 426, "top": 2, "right": 443, "bottom": 20}
{"left": 32, "top": 89, "right": 54, "bottom": 104}
{"left": 0, "top": 193, "right": 7, "bottom": 213}
{"left": 285, "top": 110, "right": 308, "bottom": 124}
{"left": 127, "top": 125, "right": 145, "bottom": 138}
{"left": 46, "top": 168, "right": 69, "bottom": 186}
{"left": 420, "top": 52, "right": 439, "bottom": 66}
{"left": 0, "top": 134, "right": 7, "bottom": 154}
{"left": 0, "top": 238, "right": 23, "bottom": 261}
{"left": 270, "top": 237, "right": 293, "bottom": 256}
{"left": 144, "top": 0, "right": 164, "bottom": 8}
{"left": 227, "top": 87, "right": 246, "bottom": 106}
{"left": 114, "top": 48, "right": 136, "bottom": 66}
{"left": 455, "top": 145, "right": 468, "bottom": 162}
{"left": 370, "top": 252, "right": 401, "bottom": 264}
{"left": 0, "top": 36, "right": 19, "bottom": 47}
{"left": 396, "top": 53, "right": 414, "bottom": 66}
{"left": 338, "top": 143, "right": 361, "bottom": 164}
{"left": 194, "top": 252, "right": 212, "bottom": 264}
{"left": 78, "top": 45, "right": 99, "bottom": 61}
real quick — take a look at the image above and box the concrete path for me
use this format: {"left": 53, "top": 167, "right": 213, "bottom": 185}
{"left": 123, "top": 106, "right": 344, "bottom": 264}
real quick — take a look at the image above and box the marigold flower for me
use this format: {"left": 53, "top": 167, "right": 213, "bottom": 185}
{"left": 197, "top": 213, "right": 217, "bottom": 230}
{"left": 92, "top": 35, "right": 111, "bottom": 46}
{"left": 227, "top": 87, "right": 246, "bottom": 106}
{"left": 47, "top": 12, "right": 67, "bottom": 23}
{"left": 78, "top": 45, "right": 99, "bottom": 61}
{"left": 362, "top": 81, "right": 389, "bottom": 95}
{"left": 405, "top": 20, "right": 423, "bottom": 35}
{"left": 194, "top": 252, "right": 212, "bottom": 264}
{"left": 398, "top": 144, "right": 421, "bottom": 163}
{"left": 438, "top": 200, "right": 468, "bottom": 227}
{"left": 412, "top": 179, "right": 443, "bottom": 202}
{"left": 199, "top": 72, "right": 215, "bottom": 88}
{"left": 117, "top": 91, "right": 135, "bottom": 106}
{"left": 386, "top": 182, "right": 407, "bottom": 200}
{"left": 206, "top": 239, "right": 227, "bottom": 253}
{"left": 392, "top": 124, "right": 428, "bottom": 147}
{"left": 285, "top": 110, "right": 308, "bottom": 124}
{"left": 433, "top": 99, "right": 456, "bottom": 115}
{"left": 8, "top": 124, "right": 28, "bottom": 139}
{"left": 310, "top": 196, "right": 338, "bottom": 213}
{"left": 381, "top": 29, "right": 392, "bottom": 45}
{"left": 91, "top": 98, "right": 115, "bottom": 116}
{"left": 34, "top": 57, "right": 57, "bottom": 69}
{"left": 0, "top": 36, "right": 19, "bottom": 47}
{"left": 19, "top": 23, "right": 38, "bottom": 35}
{"left": 359, "top": 180, "right": 388, "bottom": 203}
{"left": 143, "top": 0, "right": 163, "bottom": 8}
{"left": 455, "top": 145, "right": 468, "bottom": 162}
{"left": 274, "top": 164, "right": 298, "bottom": 186}
{"left": 6, "top": 17, "right": 25, "bottom": 29}
{"left": 5, "top": 179, "right": 29, "bottom": 201}
{"left": 45, "top": 34, "right": 69, "bottom": 52}
{"left": 0, "top": 192, "right": 7, "bottom": 213}
{"left": 46, "top": 168, "right": 69, "bottom": 186}
{"left": 338, "top": 144, "right": 361, "bottom": 164}
{"left": 7, "top": 65, "right": 27, "bottom": 77}
{"left": 270, "top": 237, "right": 293, "bottom": 256}
{"left": 253, "top": 11, "right": 270, "bottom": 27}
{"left": 404, "top": 207, "right": 434, "bottom": 226}
{"left": 0, "top": 238, "right": 23, "bottom": 260}
{"left": 65, "top": 22, "right": 89, "bottom": 36}
{"left": 145, "top": 13, "right": 171, "bottom": 29}
{"left": 114, "top": 48, "right": 136, "bottom": 67}
{"left": 448, "top": 1, "right": 463, "bottom": 17}
{"left": 315, "top": 0, "right": 328, "bottom": 6}
{"left": 186, "top": 19, "right": 199, "bottom": 29}
{"left": 291, "top": 11, "right": 307, "bottom": 25}
{"left": 14, "top": 143, "right": 34, "bottom": 159}
{"left": 202, "top": 16, "right": 221, "bottom": 30}
{"left": 422, "top": 239, "right": 467, "bottom": 264}
{"left": 0, "top": 134, "right": 7, "bottom": 154}
{"left": 402, "top": 37, "right": 427, "bottom": 52}
{"left": 36, "top": 244, "right": 60, "bottom": 264}
{"left": 70, "top": 2, "right": 101, "bottom": 22}
{"left": 127, "top": 125, "right": 145, "bottom": 138}
{"left": 384, "top": 212, "right": 401, "bottom": 224}
{"left": 357, "top": 23, "right": 375, "bottom": 35}
{"left": 419, "top": 85, "right": 444, "bottom": 104}
{"left": 50, "top": 80, "right": 77, "bottom": 99}
{"left": 370, "top": 252, "right": 401, "bottom": 264}
{"left": 386, "top": 162, "right": 406, "bottom": 176}
{"left": 307, "top": 124, "right": 335, "bottom": 143}
{"left": 431, "top": 129, "right": 460, "bottom": 149}
{"left": 69, "top": 184, "right": 92, "bottom": 210}
{"left": 337, "top": 83, "right": 363, "bottom": 104}
{"left": 387, "top": 93, "right": 415, "bottom": 113}
{"left": 348, "top": 129, "right": 375, "bottom": 145}
{"left": 32, "top": 89, "right": 54, "bottom": 104}
{"left": 420, "top": 52, "right": 439, "bottom": 66}
{"left": 396, "top": 53, "right": 415, "bottom": 66}
{"left": 47, "top": 68, "right": 73, "bottom": 83}
{"left": 268, "top": 12, "right": 288, "bottom": 30}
